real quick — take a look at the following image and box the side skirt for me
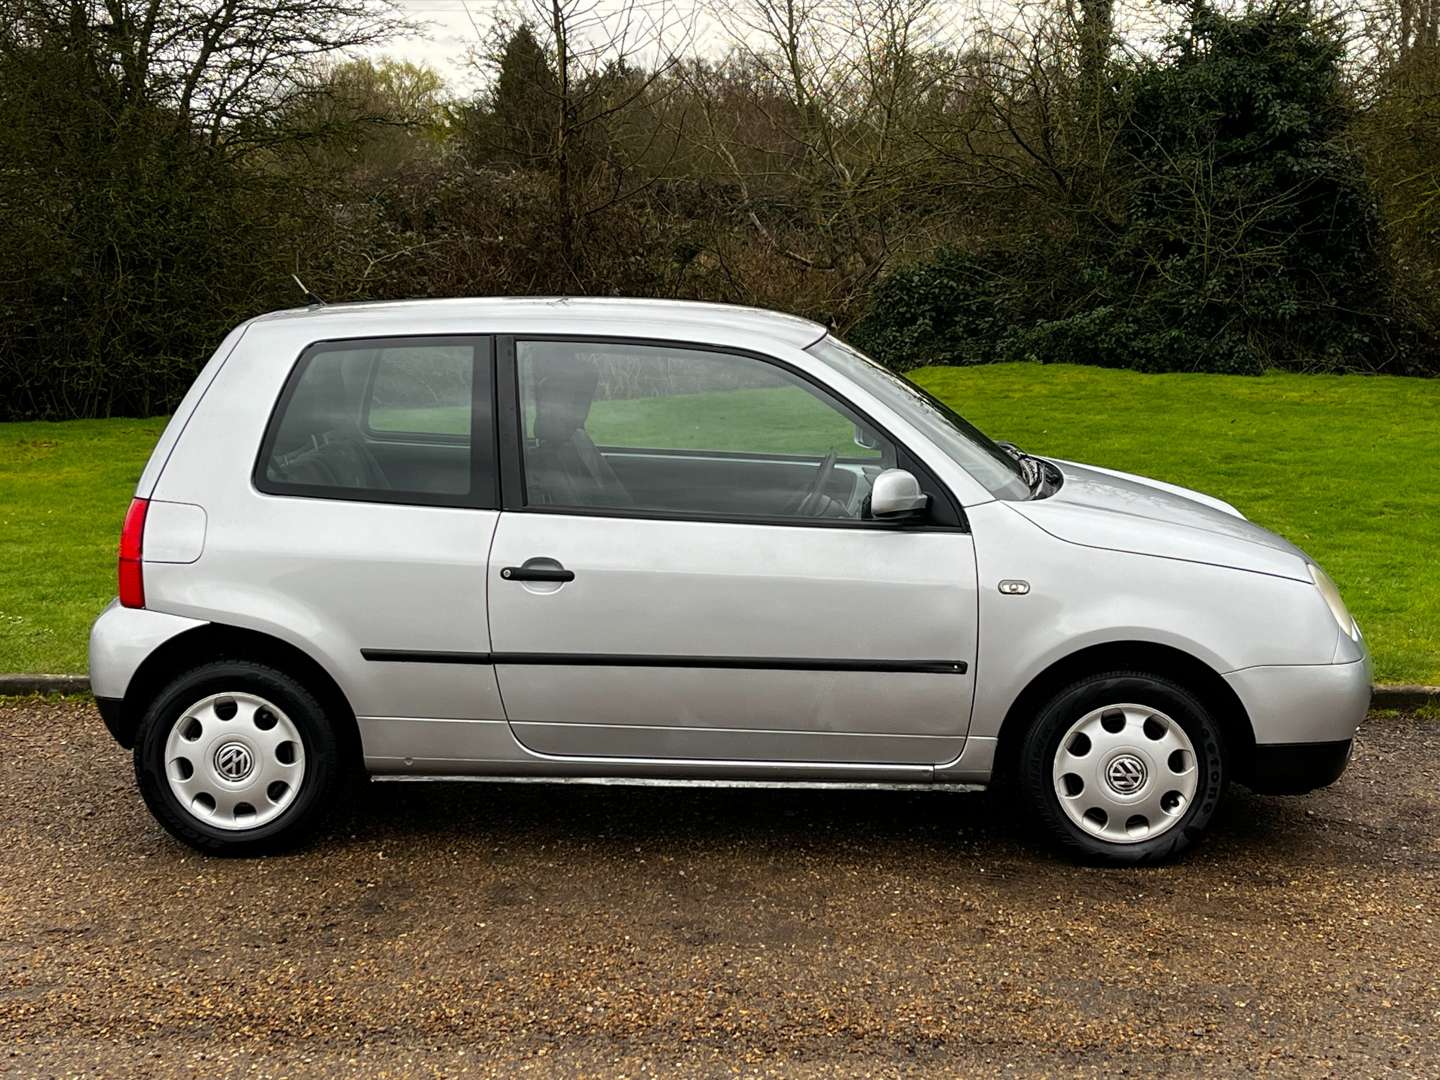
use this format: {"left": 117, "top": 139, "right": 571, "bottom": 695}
{"left": 371, "top": 774, "right": 986, "bottom": 792}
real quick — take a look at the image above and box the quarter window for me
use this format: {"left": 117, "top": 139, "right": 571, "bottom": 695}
{"left": 365, "top": 346, "right": 473, "bottom": 438}
{"left": 516, "top": 340, "right": 895, "bottom": 520}
{"left": 258, "top": 338, "right": 494, "bottom": 507}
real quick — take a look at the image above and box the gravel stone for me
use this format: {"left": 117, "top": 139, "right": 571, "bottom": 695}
{"left": 2, "top": 700, "right": 1437, "bottom": 1076}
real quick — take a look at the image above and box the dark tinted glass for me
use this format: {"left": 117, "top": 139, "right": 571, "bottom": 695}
{"left": 259, "top": 338, "right": 494, "bottom": 507}
{"left": 516, "top": 340, "right": 894, "bottom": 520}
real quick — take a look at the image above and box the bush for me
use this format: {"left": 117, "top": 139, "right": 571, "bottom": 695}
{"left": 854, "top": 7, "right": 1440, "bottom": 376}
{"left": 847, "top": 249, "right": 1026, "bottom": 370}
{"left": 0, "top": 25, "right": 303, "bottom": 419}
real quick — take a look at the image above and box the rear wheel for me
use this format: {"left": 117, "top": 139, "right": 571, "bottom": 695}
{"left": 134, "top": 660, "right": 343, "bottom": 855}
{"left": 1018, "top": 671, "right": 1227, "bottom": 864}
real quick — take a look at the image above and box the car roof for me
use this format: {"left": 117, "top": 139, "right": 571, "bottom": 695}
{"left": 249, "top": 297, "right": 829, "bottom": 350}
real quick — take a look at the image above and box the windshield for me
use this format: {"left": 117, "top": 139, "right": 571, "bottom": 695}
{"left": 806, "top": 335, "right": 1031, "bottom": 501}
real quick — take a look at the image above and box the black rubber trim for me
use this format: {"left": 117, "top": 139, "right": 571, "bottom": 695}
{"left": 1244, "top": 739, "right": 1353, "bottom": 795}
{"left": 96, "top": 695, "right": 136, "bottom": 748}
{"left": 501, "top": 654, "right": 968, "bottom": 674}
{"left": 361, "top": 649, "right": 967, "bottom": 674}
{"left": 361, "top": 650, "right": 491, "bottom": 665}
{"left": 495, "top": 334, "right": 522, "bottom": 508}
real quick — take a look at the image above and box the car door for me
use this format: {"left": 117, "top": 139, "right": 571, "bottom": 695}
{"left": 486, "top": 337, "right": 979, "bottom": 766}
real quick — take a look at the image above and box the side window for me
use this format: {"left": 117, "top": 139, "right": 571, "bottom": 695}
{"left": 365, "top": 347, "right": 472, "bottom": 438}
{"left": 258, "top": 337, "right": 495, "bottom": 507}
{"left": 516, "top": 340, "right": 895, "bottom": 520}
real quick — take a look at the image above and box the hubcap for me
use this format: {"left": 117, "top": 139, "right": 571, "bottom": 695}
{"left": 1051, "top": 703, "right": 1199, "bottom": 845}
{"left": 163, "top": 692, "right": 306, "bottom": 831}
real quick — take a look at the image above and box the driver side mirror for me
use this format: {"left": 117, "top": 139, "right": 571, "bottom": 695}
{"left": 867, "top": 468, "right": 929, "bottom": 521}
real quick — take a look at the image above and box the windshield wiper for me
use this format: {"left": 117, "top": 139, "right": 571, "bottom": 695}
{"left": 997, "top": 441, "right": 1049, "bottom": 495}
{"left": 997, "top": 441, "right": 1040, "bottom": 489}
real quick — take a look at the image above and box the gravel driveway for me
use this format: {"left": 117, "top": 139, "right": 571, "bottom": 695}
{"left": 2, "top": 699, "right": 1437, "bottom": 1077}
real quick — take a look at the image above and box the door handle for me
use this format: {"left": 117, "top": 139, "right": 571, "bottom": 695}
{"left": 501, "top": 562, "right": 575, "bottom": 583}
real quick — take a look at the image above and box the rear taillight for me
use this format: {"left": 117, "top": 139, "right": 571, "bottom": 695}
{"left": 118, "top": 497, "right": 149, "bottom": 609}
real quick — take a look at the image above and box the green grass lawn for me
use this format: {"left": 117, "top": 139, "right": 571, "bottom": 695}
{"left": 1, "top": 418, "right": 168, "bottom": 674}
{"left": 2, "top": 364, "right": 1437, "bottom": 682}
{"left": 914, "top": 365, "right": 1440, "bottom": 684}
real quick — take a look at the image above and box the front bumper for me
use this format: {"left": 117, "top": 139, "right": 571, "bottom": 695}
{"left": 1224, "top": 657, "right": 1371, "bottom": 745}
{"left": 1225, "top": 655, "right": 1370, "bottom": 794}
{"left": 1246, "top": 739, "right": 1354, "bottom": 795}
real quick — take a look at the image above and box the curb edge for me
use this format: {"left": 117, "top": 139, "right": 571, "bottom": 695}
{"left": 0, "top": 675, "right": 93, "bottom": 695}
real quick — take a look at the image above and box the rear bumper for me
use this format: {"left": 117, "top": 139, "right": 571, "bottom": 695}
{"left": 89, "top": 601, "right": 208, "bottom": 700}
{"left": 1246, "top": 739, "right": 1353, "bottom": 795}
{"left": 95, "top": 695, "right": 132, "bottom": 747}
{"left": 89, "top": 600, "right": 208, "bottom": 747}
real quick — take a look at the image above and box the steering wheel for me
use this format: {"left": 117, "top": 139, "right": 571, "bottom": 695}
{"left": 793, "top": 449, "right": 839, "bottom": 517}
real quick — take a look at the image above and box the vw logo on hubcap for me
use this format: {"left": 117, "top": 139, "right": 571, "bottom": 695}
{"left": 1105, "top": 754, "right": 1147, "bottom": 795}
{"left": 213, "top": 742, "right": 255, "bottom": 782}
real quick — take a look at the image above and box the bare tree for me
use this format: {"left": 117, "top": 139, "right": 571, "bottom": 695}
{"left": 475, "top": 0, "right": 692, "bottom": 269}
{"left": 0, "top": 0, "right": 405, "bottom": 149}
{"left": 692, "top": 0, "right": 953, "bottom": 322}
{"left": 918, "top": 0, "right": 1134, "bottom": 242}
{"left": 1359, "top": 0, "right": 1440, "bottom": 56}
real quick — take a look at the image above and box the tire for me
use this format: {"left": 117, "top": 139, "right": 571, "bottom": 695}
{"left": 1017, "top": 671, "right": 1227, "bottom": 864}
{"left": 133, "top": 660, "right": 344, "bottom": 855}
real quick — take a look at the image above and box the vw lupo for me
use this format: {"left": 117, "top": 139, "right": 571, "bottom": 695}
{"left": 90, "top": 298, "right": 1371, "bottom": 862}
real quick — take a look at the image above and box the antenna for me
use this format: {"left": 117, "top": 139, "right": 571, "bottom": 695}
{"left": 291, "top": 274, "right": 326, "bottom": 307}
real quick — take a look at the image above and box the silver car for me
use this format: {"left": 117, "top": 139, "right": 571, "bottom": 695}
{"left": 89, "top": 298, "right": 1370, "bottom": 862}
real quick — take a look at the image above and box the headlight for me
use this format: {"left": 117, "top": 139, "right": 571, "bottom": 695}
{"left": 1308, "top": 563, "right": 1359, "bottom": 640}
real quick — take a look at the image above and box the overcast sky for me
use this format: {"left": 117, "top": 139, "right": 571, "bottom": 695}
{"left": 369, "top": 0, "right": 1019, "bottom": 97}
{"left": 372, "top": 0, "right": 734, "bottom": 96}
{"left": 375, "top": 0, "right": 492, "bottom": 92}
{"left": 368, "top": 0, "right": 1184, "bottom": 99}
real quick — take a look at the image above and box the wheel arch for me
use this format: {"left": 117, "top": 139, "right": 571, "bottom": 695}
{"left": 992, "top": 640, "right": 1255, "bottom": 783}
{"left": 115, "top": 623, "right": 362, "bottom": 769}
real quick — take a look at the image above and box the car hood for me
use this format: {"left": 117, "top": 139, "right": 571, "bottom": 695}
{"left": 1009, "top": 459, "right": 1309, "bottom": 580}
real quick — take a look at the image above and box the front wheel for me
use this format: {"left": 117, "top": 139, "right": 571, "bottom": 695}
{"left": 134, "top": 660, "right": 344, "bottom": 855}
{"left": 1018, "top": 672, "right": 1227, "bottom": 864}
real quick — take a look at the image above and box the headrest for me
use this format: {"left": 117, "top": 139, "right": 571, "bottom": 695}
{"left": 531, "top": 353, "right": 600, "bottom": 441}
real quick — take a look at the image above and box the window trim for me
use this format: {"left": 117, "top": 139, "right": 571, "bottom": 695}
{"left": 495, "top": 334, "right": 966, "bottom": 531}
{"left": 253, "top": 334, "right": 500, "bottom": 511}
